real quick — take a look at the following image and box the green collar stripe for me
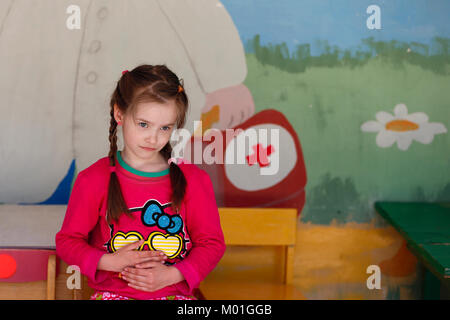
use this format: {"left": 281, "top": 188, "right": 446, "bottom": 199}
{"left": 116, "top": 151, "right": 169, "bottom": 177}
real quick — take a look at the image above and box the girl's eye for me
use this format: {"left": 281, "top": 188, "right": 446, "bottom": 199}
{"left": 161, "top": 126, "right": 171, "bottom": 131}
{"left": 138, "top": 122, "right": 148, "bottom": 128}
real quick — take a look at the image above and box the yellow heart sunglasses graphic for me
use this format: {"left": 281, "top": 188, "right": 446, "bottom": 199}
{"left": 110, "top": 231, "right": 183, "bottom": 259}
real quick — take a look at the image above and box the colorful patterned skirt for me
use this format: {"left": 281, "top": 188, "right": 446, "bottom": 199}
{"left": 90, "top": 291, "right": 197, "bottom": 300}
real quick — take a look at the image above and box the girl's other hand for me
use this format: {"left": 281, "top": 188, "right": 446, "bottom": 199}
{"left": 97, "top": 239, "right": 167, "bottom": 272}
{"left": 121, "top": 265, "right": 184, "bottom": 293}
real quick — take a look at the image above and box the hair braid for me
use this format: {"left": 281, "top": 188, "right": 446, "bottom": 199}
{"left": 106, "top": 107, "right": 131, "bottom": 224}
{"left": 108, "top": 108, "right": 118, "bottom": 166}
{"left": 161, "top": 143, "right": 187, "bottom": 213}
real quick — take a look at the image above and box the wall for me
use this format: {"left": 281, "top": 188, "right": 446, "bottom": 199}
{"left": 1, "top": 0, "right": 449, "bottom": 299}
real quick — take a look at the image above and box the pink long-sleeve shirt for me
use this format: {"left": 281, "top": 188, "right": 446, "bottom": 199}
{"left": 55, "top": 152, "right": 226, "bottom": 299}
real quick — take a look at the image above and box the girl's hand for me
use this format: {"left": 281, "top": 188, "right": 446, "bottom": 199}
{"left": 120, "top": 263, "right": 184, "bottom": 293}
{"left": 98, "top": 239, "right": 166, "bottom": 272}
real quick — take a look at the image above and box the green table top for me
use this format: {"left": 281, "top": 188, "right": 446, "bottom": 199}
{"left": 375, "top": 202, "right": 450, "bottom": 279}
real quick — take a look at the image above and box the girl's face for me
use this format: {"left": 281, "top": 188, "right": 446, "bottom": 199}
{"left": 114, "top": 100, "right": 178, "bottom": 165}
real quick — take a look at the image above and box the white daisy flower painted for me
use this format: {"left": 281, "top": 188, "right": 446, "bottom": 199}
{"left": 361, "top": 104, "right": 447, "bottom": 151}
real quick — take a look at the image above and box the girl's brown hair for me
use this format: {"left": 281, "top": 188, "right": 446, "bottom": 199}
{"left": 107, "top": 64, "right": 188, "bottom": 224}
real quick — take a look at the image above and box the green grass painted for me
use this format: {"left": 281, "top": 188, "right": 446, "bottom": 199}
{"left": 244, "top": 52, "right": 450, "bottom": 224}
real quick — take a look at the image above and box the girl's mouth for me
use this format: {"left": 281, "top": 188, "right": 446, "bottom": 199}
{"left": 141, "top": 146, "right": 156, "bottom": 151}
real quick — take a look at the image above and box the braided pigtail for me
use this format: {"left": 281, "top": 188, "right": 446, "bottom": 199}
{"left": 160, "top": 142, "right": 187, "bottom": 213}
{"left": 106, "top": 107, "right": 132, "bottom": 224}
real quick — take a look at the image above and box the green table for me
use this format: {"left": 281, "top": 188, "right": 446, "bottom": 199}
{"left": 375, "top": 201, "right": 450, "bottom": 299}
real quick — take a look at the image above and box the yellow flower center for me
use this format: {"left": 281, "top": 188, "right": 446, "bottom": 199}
{"left": 385, "top": 119, "right": 419, "bottom": 132}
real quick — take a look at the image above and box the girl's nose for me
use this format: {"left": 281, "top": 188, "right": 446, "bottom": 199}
{"left": 145, "top": 130, "right": 158, "bottom": 144}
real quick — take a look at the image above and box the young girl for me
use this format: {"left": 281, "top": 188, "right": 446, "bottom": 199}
{"left": 55, "top": 64, "right": 226, "bottom": 300}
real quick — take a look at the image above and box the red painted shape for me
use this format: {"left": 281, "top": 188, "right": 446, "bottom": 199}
{"left": 0, "top": 254, "right": 17, "bottom": 279}
{"left": 186, "top": 109, "right": 307, "bottom": 216}
{"left": 0, "top": 249, "right": 59, "bottom": 283}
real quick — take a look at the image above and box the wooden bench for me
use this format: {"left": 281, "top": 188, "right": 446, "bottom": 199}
{"left": 198, "top": 208, "right": 305, "bottom": 300}
{"left": 0, "top": 249, "right": 57, "bottom": 300}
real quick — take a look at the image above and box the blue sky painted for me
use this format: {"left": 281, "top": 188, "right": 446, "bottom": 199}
{"left": 221, "top": 0, "right": 450, "bottom": 55}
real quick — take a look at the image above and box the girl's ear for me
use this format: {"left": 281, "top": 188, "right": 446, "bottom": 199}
{"left": 113, "top": 103, "right": 123, "bottom": 124}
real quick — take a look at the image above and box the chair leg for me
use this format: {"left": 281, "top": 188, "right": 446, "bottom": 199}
{"left": 46, "top": 255, "right": 56, "bottom": 300}
{"left": 285, "top": 245, "right": 294, "bottom": 285}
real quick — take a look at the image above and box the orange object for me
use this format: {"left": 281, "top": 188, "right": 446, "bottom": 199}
{"left": 385, "top": 119, "right": 419, "bottom": 132}
{"left": 201, "top": 105, "right": 220, "bottom": 132}
{"left": 379, "top": 240, "right": 418, "bottom": 277}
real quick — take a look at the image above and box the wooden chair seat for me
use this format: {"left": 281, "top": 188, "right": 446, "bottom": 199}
{"left": 200, "top": 280, "right": 306, "bottom": 300}
{"left": 198, "top": 208, "right": 305, "bottom": 300}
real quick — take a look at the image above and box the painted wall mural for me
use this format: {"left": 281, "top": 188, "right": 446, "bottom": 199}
{"left": 1, "top": 0, "right": 449, "bottom": 299}
{"left": 0, "top": 0, "right": 247, "bottom": 203}
{"left": 220, "top": 0, "right": 449, "bottom": 300}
